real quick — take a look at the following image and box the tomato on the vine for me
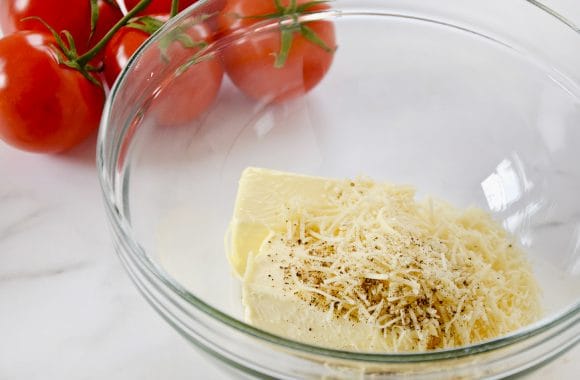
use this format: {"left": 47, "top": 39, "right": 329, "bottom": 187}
{"left": 104, "top": 17, "right": 224, "bottom": 125}
{"left": 124, "top": 0, "right": 227, "bottom": 31}
{"left": 0, "top": 0, "right": 123, "bottom": 54}
{"left": 152, "top": 53, "right": 224, "bottom": 127}
{"left": 0, "top": 32, "right": 105, "bottom": 153}
{"left": 103, "top": 14, "right": 171, "bottom": 87}
{"left": 150, "top": 21, "right": 224, "bottom": 126}
{"left": 217, "top": 0, "right": 336, "bottom": 103}
{"left": 91, "top": 1, "right": 125, "bottom": 56}
{"left": 103, "top": 24, "right": 153, "bottom": 87}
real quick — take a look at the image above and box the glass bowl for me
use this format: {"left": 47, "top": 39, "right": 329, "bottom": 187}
{"left": 97, "top": 0, "right": 580, "bottom": 378}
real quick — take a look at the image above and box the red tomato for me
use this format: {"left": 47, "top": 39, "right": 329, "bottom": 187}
{"left": 104, "top": 18, "right": 223, "bottom": 125}
{"left": 91, "top": 1, "right": 124, "bottom": 56}
{"left": 103, "top": 26, "right": 151, "bottom": 87}
{"left": 0, "top": 0, "right": 122, "bottom": 54}
{"left": 0, "top": 32, "right": 105, "bottom": 153}
{"left": 151, "top": 22, "right": 224, "bottom": 126}
{"left": 124, "top": 0, "right": 226, "bottom": 31}
{"left": 103, "top": 14, "right": 172, "bottom": 87}
{"left": 152, "top": 49, "right": 224, "bottom": 126}
{"left": 124, "top": 0, "right": 197, "bottom": 14}
{"left": 217, "top": 0, "right": 336, "bottom": 103}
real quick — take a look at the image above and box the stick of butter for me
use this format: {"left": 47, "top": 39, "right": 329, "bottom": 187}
{"left": 227, "top": 167, "right": 541, "bottom": 352}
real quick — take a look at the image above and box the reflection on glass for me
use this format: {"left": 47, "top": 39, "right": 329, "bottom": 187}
{"left": 481, "top": 154, "right": 533, "bottom": 212}
{"left": 503, "top": 201, "right": 544, "bottom": 246}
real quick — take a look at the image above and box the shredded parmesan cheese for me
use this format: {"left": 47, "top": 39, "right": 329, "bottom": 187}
{"left": 249, "top": 176, "right": 541, "bottom": 351}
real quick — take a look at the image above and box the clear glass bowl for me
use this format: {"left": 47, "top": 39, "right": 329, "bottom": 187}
{"left": 97, "top": 0, "right": 580, "bottom": 378}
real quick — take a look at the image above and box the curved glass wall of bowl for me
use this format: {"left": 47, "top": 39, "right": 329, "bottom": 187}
{"left": 99, "top": 0, "right": 580, "bottom": 378}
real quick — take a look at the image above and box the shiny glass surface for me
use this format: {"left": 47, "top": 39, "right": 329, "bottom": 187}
{"left": 98, "top": 1, "right": 580, "bottom": 378}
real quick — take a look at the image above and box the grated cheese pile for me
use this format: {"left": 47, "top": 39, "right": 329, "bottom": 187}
{"left": 229, "top": 169, "right": 542, "bottom": 352}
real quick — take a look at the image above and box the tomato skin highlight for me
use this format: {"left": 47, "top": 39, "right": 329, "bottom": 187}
{"left": 217, "top": 0, "right": 336, "bottom": 103}
{"left": 0, "top": 32, "right": 105, "bottom": 153}
{"left": 103, "top": 26, "right": 151, "bottom": 88}
{"left": 0, "top": 0, "right": 122, "bottom": 54}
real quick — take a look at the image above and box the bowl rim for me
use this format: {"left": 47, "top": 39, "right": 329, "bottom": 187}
{"left": 97, "top": 0, "right": 580, "bottom": 363}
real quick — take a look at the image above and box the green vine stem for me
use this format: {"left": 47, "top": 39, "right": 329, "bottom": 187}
{"left": 89, "top": 0, "right": 99, "bottom": 39}
{"left": 236, "top": 1, "right": 334, "bottom": 68}
{"left": 271, "top": 0, "right": 334, "bottom": 68}
{"left": 77, "top": 0, "right": 153, "bottom": 65}
{"left": 170, "top": 0, "right": 180, "bottom": 18}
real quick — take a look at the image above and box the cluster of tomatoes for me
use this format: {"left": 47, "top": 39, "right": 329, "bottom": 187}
{"left": 0, "top": 0, "right": 335, "bottom": 154}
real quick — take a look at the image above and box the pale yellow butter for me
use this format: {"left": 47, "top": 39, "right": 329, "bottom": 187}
{"left": 227, "top": 167, "right": 541, "bottom": 352}
{"left": 229, "top": 167, "right": 336, "bottom": 277}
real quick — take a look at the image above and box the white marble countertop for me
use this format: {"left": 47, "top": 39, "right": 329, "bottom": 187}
{"left": 0, "top": 140, "right": 220, "bottom": 379}
{"left": 1, "top": 1, "right": 580, "bottom": 378}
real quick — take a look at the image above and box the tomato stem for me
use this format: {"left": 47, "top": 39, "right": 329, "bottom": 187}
{"left": 296, "top": 1, "right": 329, "bottom": 13}
{"left": 77, "top": 0, "right": 153, "bottom": 65}
{"left": 89, "top": 0, "right": 99, "bottom": 40}
{"left": 170, "top": 0, "right": 180, "bottom": 18}
{"left": 275, "top": 25, "right": 295, "bottom": 68}
{"left": 126, "top": 16, "right": 166, "bottom": 34}
{"left": 273, "top": 0, "right": 285, "bottom": 12}
{"left": 288, "top": 0, "right": 298, "bottom": 13}
{"left": 239, "top": 1, "right": 334, "bottom": 69}
{"left": 270, "top": 0, "right": 334, "bottom": 69}
{"left": 300, "top": 24, "right": 333, "bottom": 52}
